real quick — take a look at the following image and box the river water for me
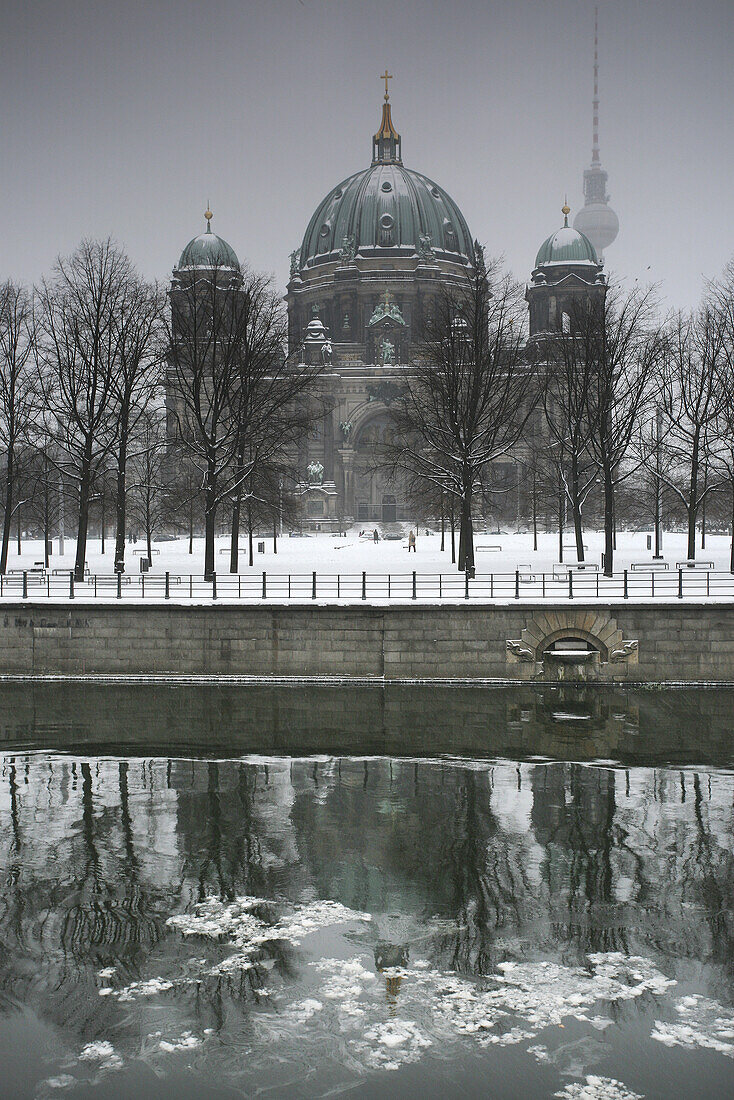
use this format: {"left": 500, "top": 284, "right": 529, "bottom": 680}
{"left": 0, "top": 683, "right": 732, "bottom": 1099}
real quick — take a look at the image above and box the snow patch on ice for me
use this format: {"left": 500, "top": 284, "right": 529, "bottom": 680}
{"left": 554, "top": 1076, "right": 643, "bottom": 1099}
{"left": 651, "top": 994, "right": 734, "bottom": 1057}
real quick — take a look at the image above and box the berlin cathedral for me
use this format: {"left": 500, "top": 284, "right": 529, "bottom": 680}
{"left": 171, "top": 68, "right": 617, "bottom": 529}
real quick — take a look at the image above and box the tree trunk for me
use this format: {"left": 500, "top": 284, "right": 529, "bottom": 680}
{"left": 75, "top": 450, "right": 93, "bottom": 582}
{"left": 557, "top": 470, "right": 564, "bottom": 564}
{"left": 114, "top": 431, "right": 127, "bottom": 572}
{"left": 687, "top": 435, "right": 699, "bottom": 562}
{"left": 532, "top": 469, "right": 538, "bottom": 552}
{"left": 440, "top": 496, "right": 445, "bottom": 552}
{"left": 16, "top": 503, "right": 21, "bottom": 555}
{"left": 603, "top": 463, "right": 614, "bottom": 576}
{"left": 230, "top": 486, "right": 242, "bottom": 573}
{"left": 0, "top": 444, "right": 13, "bottom": 573}
{"left": 450, "top": 498, "right": 456, "bottom": 564}
{"left": 458, "top": 473, "right": 474, "bottom": 575}
{"left": 247, "top": 499, "right": 254, "bottom": 567}
{"left": 730, "top": 482, "right": 734, "bottom": 574}
{"left": 571, "top": 456, "right": 585, "bottom": 562}
{"left": 188, "top": 490, "right": 194, "bottom": 554}
{"left": 203, "top": 463, "right": 217, "bottom": 581}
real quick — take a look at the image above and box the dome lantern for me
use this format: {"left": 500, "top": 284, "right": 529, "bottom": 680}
{"left": 372, "top": 70, "right": 402, "bottom": 165}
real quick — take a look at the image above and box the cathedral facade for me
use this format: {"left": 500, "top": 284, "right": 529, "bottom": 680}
{"left": 169, "top": 69, "right": 616, "bottom": 531}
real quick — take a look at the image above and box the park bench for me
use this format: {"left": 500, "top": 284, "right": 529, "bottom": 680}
{"left": 517, "top": 563, "right": 536, "bottom": 582}
{"left": 553, "top": 562, "right": 599, "bottom": 579}
{"left": 133, "top": 547, "right": 159, "bottom": 555}
{"left": 476, "top": 544, "right": 502, "bottom": 552}
{"left": 8, "top": 566, "right": 45, "bottom": 577}
{"left": 51, "top": 566, "right": 91, "bottom": 577}
{"left": 562, "top": 544, "right": 588, "bottom": 553}
{"left": 676, "top": 560, "right": 714, "bottom": 570}
{"left": 630, "top": 561, "right": 669, "bottom": 571}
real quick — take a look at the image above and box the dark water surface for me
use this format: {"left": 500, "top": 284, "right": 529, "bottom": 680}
{"left": 0, "top": 683, "right": 732, "bottom": 1099}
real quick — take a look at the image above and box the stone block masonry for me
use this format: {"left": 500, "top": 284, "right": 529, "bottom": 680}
{"left": 0, "top": 602, "right": 732, "bottom": 682}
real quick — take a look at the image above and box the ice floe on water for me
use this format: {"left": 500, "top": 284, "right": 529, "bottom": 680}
{"left": 78, "top": 1041, "right": 122, "bottom": 1069}
{"left": 652, "top": 993, "right": 734, "bottom": 1057}
{"left": 554, "top": 1077, "right": 643, "bottom": 1100}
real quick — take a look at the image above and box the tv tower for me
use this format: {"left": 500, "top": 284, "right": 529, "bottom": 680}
{"left": 573, "top": 7, "right": 619, "bottom": 259}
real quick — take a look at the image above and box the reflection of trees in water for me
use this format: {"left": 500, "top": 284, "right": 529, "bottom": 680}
{"left": 0, "top": 753, "right": 732, "bottom": 1036}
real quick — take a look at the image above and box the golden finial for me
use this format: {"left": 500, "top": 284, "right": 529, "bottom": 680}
{"left": 380, "top": 69, "right": 393, "bottom": 101}
{"left": 562, "top": 197, "right": 570, "bottom": 226}
{"left": 204, "top": 203, "right": 213, "bottom": 231}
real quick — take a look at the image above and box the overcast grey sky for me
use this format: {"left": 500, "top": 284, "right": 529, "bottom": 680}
{"left": 2, "top": 0, "right": 732, "bottom": 308}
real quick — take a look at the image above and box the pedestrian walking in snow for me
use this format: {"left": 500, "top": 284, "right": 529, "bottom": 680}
{"left": 408, "top": 530, "right": 416, "bottom": 552}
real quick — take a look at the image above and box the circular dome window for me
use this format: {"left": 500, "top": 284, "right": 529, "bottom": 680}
{"left": 380, "top": 213, "right": 394, "bottom": 229}
{"left": 333, "top": 190, "right": 343, "bottom": 199}
{"left": 319, "top": 223, "right": 330, "bottom": 238}
{"left": 431, "top": 187, "right": 441, "bottom": 198}
{"left": 381, "top": 181, "right": 392, "bottom": 192}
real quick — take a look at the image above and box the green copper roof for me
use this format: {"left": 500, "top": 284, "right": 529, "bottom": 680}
{"left": 178, "top": 224, "right": 239, "bottom": 270}
{"left": 535, "top": 224, "right": 598, "bottom": 268}
{"left": 299, "top": 161, "right": 473, "bottom": 270}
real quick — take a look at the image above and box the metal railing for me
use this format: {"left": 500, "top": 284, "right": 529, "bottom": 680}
{"left": 1, "top": 566, "right": 733, "bottom": 602}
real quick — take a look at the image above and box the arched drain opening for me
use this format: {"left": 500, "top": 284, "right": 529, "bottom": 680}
{"left": 542, "top": 637, "right": 601, "bottom": 681}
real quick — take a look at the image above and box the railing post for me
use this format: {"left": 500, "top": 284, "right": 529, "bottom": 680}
{"left": 165, "top": 571, "right": 170, "bottom": 600}
{"left": 464, "top": 570, "right": 469, "bottom": 599}
{"left": 388, "top": 573, "right": 391, "bottom": 598}
{"left": 141, "top": 574, "right": 145, "bottom": 598}
{"left": 514, "top": 569, "right": 519, "bottom": 599}
{"left": 263, "top": 571, "right": 268, "bottom": 599}
{"left": 439, "top": 574, "right": 442, "bottom": 598}
{"left": 412, "top": 570, "right": 416, "bottom": 600}
{"left": 94, "top": 575, "right": 97, "bottom": 598}
{"left": 490, "top": 573, "right": 494, "bottom": 599}
{"left": 238, "top": 574, "right": 241, "bottom": 599}
{"left": 69, "top": 572, "right": 74, "bottom": 600}
{"left": 568, "top": 570, "right": 573, "bottom": 599}
{"left": 22, "top": 571, "right": 27, "bottom": 600}
{"left": 189, "top": 574, "right": 192, "bottom": 599}
{"left": 623, "top": 569, "right": 628, "bottom": 599}
{"left": 362, "top": 571, "right": 366, "bottom": 600}
{"left": 288, "top": 574, "right": 291, "bottom": 599}
{"left": 117, "top": 572, "right": 122, "bottom": 599}
{"left": 542, "top": 572, "right": 545, "bottom": 598}
{"left": 707, "top": 571, "right": 710, "bottom": 597}
{"left": 212, "top": 572, "right": 217, "bottom": 600}
{"left": 312, "top": 571, "right": 316, "bottom": 599}
{"left": 596, "top": 572, "right": 599, "bottom": 598}
{"left": 652, "top": 572, "right": 655, "bottom": 598}
{"left": 337, "top": 574, "right": 340, "bottom": 599}
{"left": 678, "top": 567, "right": 683, "bottom": 599}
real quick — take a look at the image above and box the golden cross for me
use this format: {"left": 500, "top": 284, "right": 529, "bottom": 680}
{"left": 381, "top": 69, "right": 393, "bottom": 100}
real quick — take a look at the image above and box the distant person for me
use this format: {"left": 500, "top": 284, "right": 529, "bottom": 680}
{"left": 408, "top": 530, "right": 416, "bottom": 552}
{"left": 373, "top": 528, "right": 379, "bottom": 543}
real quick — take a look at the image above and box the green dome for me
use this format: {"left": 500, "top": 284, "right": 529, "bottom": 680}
{"left": 178, "top": 220, "right": 239, "bottom": 270}
{"left": 299, "top": 161, "right": 473, "bottom": 270}
{"left": 535, "top": 224, "right": 598, "bottom": 268}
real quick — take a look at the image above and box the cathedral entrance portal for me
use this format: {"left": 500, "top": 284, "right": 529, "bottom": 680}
{"left": 381, "top": 495, "right": 397, "bottom": 523}
{"left": 352, "top": 413, "right": 403, "bottom": 523}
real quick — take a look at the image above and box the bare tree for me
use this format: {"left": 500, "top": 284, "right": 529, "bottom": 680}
{"left": 655, "top": 306, "right": 729, "bottom": 562}
{"left": 388, "top": 260, "right": 535, "bottom": 574}
{"left": 226, "top": 272, "right": 320, "bottom": 573}
{"left": 536, "top": 313, "right": 600, "bottom": 562}
{"left": 109, "top": 278, "right": 164, "bottom": 572}
{"left": 0, "top": 282, "right": 35, "bottom": 573}
{"left": 584, "top": 284, "right": 661, "bottom": 575}
{"left": 128, "top": 409, "right": 173, "bottom": 563}
{"left": 36, "top": 240, "right": 133, "bottom": 580}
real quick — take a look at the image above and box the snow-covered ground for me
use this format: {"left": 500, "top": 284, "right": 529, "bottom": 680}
{"left": 5, "top": 526, "right": 732, "bottom": 577}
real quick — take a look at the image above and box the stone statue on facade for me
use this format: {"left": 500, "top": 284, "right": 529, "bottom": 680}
{"left": 289, "top": 249, "right": 300, "bottom": 279}
{"left": 417, "top": 233, "right": 434, "bottom": 262}
{"left": 381, "top": 338, "right": 395, "bottom": 364}
{"left": 307, "top": 461, "right": 324, "bottom": 485}
{"left": 339, "top": 235, "right": 356, "bottom": 264}
{"left": 321, "top": 339, "right": 333, "bottom": 365}
{"left": 339, "top": 420, "right": 353, "bottom": 441}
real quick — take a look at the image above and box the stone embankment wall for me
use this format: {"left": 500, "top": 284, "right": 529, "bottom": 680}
{"left": 0, "top": 602, "right": 732, "bottom": 682}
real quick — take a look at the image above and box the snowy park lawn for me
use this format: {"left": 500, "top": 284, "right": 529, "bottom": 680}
{"left": 5, "top": 527, "right": 733, "bottom": 578}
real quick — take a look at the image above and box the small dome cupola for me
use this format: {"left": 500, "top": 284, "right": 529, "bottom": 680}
{"left": 535, "top": 202, "right": 599, "bottom": 269}
{"left": 373, "top": 70, "right": 402, "bottom": 165}
{"left": 177, "top": 207, "right": 240, "bottom": 271}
